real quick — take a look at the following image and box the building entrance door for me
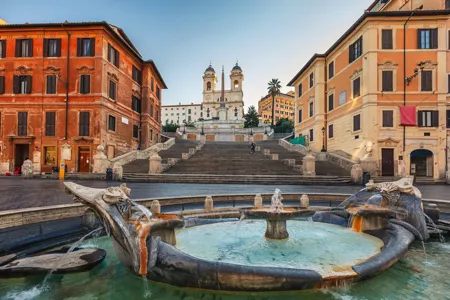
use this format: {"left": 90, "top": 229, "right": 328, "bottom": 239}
{"left": 78, "top": 147, "right": 91, "bottom": 172}
{"left": 14, "top": 144, "right": 29, "bottom": 171}
{"left": 381, "top": 148, "right": 394, "bottom": 176}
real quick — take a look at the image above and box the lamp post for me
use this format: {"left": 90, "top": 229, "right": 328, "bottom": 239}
{"left": 321, "top": 126, "right": 326, "bottom": 152}
{"left": 201, "top": 120, "right": 205, "bottom": 135}
{"left": 183, "top": 121, "right": 186, "bottom": 135}
{"left": 250, "top": 126, "right": 254, "bottom": 136}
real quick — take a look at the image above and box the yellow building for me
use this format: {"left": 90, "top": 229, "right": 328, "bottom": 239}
{"left": 258, "top": 91, "right": 295, "bottom": 124}
{"left": 288, "top": 0, "right": 450, "bottom": 181}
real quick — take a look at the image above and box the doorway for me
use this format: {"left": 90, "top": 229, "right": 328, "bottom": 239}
{"left": 381, "top": 148, "right": 394, "bottom": 176}
{"left": 410, "top": 149, "right": 433, "bottom": 177}
{"left": 14, "top": 144, "right": 29, "bottom": 171}
{"left": 78, "top": 147, "right": 91, "bottom": 172}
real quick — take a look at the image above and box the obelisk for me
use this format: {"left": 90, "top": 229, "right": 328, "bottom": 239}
{"left": 218, "top": 66, "right": 227, "bottom": 121}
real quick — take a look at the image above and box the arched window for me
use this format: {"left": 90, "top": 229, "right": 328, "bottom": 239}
{"left": 234, "top": 80, "right": 239, "bottom": 89}
{"left": 206, "top": 81, "right": 211, "bottom": 91}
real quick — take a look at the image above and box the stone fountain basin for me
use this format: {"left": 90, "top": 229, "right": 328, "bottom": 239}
{"left": 239, "top": 206, "right": 327, "bottom": 220}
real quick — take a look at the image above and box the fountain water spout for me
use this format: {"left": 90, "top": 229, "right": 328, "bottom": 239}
{"left": 271, "top": 189, "right": 284, "bottom": 213}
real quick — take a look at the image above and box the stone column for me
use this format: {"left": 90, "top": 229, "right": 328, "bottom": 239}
{"left": 351, "top": 162, "right": 363, "bottom": 184}
{"left": 150, "top": 200, "right": 161, "bottom": 215}
{"left": 302, "top": 151, "right": 316, "bottom": 176}
{"left": 205, "top": 196, "right": 213, "bottom": 212}
{"left": 254, "top": 194, "right": 263, "bottom": 208}
{"left": 300, "top": 194, "right": 309, "bottom": 208}
{"left": 93, "top": 145, "right": 109, "bottom": 174}
{"left": 149, "top": 153, "right": 163, "bottom": 174}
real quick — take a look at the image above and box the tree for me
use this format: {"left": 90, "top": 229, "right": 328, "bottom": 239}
{"left": 162, "top": 120, "right": 179, "bottom": 132}
{"left": 275, "top": 118, "right": 294, "bottom": 133}
{"left": 244, "top": 106, "right": 259, "bottom": 128}
{"left": 267, "top": 78, "right": 281, "bottom": 127}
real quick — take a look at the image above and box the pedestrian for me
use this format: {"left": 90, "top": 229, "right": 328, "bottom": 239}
{"left": 250, "top": 142, "right": 256, "bottom": 154}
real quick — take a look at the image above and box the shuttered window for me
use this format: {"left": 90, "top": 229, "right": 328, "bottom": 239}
{"left": 328, "top": 62, "right": 334, "bottom": 79}
{"left": 132, "top": 96, "right": 141, "bottom": 113}
{"left": 46, "top": 75, "right": 57, "bottom": 94}
{"left": 298, "top": 83, "right": 302, "bottom": 97}
{"left": 15, "top": 39, "right": 33, "bottom": 57}
{"left": 76, "top": 38, "right": 95, "bottom": 57}
{"left": 309, "top": 101, "right": 314, "bottom": 117}
{"left": 349, "top": 37, "right": 363, "bottom": 63}
{"left": 309, "top": 73, "right": 314, "bottom": 88}
{"left": 382, "top": 110, "right": 393, "bottom": 127}
{"left": 298, "top": 109, "right": 302, "bottom": 123}
{"left": 109, "top": 80, "right": 117, "bottom": 100}
{"left": 382, "top": 70, "right": 393, "bottom": 92}
{"left": 13, "top": 75, "right": 32, "bottom": 94}
{"left": 418, "top": 110, "right": 438, "bottom": 127}
{"left": 421, "top": 70, "right": 433, "bottom": 92}
{"left": 448, "top": 74, "right": 450, "bottom": 93}
{"left": 133, "top": 125, "right": 139, "bottom": 139}
{"left": 353, "top": 77, "right": 361, "bottom": 98}
{"left": 107, "top": 44, "right": 120, "bottom": 67}
{"left": 0, "top": 40, "right": 6, "bottom": 58}
{"left": 79, "top": 112, "right": 90, "bottom": 136}
{"left": 156, "top": 86, "right": 161, "bottom": 99}
{"left": 0, "top": 76, "right": 5, "bottom": 94}
{"left": 328, "top": 94, "right": 334, "bottom": 111}
{"left": 151, "top": 77, "right": 155, "bottom": 92}
{"left": 43, "top": 38, "right": 61, "bottom": 57}
{"left": 353, "top": 114, "right": 361, "bottom": 131}
{"left": 80, "top": 75, "right": 90, "bottom": 94}
{"left": 447, "top": 110, "right": 450, "bottom": 128}
{"left": 132, "top": 66, "right": 142, "bottom": 84}
{"left": 45, "top": 112, "right": 56, "bottom": 136}
{"left": 328, "top": 124, "right": 334, "bottom": 138}
{"left": 108, "top": 115, "right": 116, "bottom": 131}
{"left": 418, "top": 29, "right": 438, "bottom": 49}
{"left": 381, "top": 29, "right": 393, "bottom": 49}
{"left": 18, "top": 112, "right": 27, "bottom": 136}
{"left": 149, "top": 102, "right": 154, "bottom": 118}
{"left": 309, "top": 129, "right": 314, "bottom": 142}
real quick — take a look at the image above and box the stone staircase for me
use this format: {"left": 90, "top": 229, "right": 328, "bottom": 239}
{"left": 122, "top": 139, "right": 199, "bottom": 174}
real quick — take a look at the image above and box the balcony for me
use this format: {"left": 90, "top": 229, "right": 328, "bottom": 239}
{"left": 370, "top": 0, "right": 390, "bottom": 12}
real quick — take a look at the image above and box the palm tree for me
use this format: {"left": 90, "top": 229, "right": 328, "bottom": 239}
{"left": 267, "top": 78, "right": 281, "bottom": 127}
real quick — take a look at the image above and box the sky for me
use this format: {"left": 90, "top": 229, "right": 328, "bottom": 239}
{"left": 1, "top": 0, "right": 373, "bottom": 110}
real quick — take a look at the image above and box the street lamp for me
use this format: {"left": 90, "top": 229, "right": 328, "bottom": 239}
{"left": 321, "top": 126, "right": 327, "bottom": 152}
{"left": 250, "top": 126, "right": 254, "bottom": 136}
{"left": 183, "top": 120, "right": 186, "bottom": 134}
{"left": 201, "top": 120, "right": 205, "bottom": 135}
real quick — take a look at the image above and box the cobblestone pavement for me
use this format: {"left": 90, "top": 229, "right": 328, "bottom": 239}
{"left": 0, "top": 177, "right": 449, "bottom": 211}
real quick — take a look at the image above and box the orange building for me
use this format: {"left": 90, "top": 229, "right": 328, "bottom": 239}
{"left": 0, "top": 21, "right": 166, "bottom": 173}
{"left": 258, "top": 91, "right": 295, "bottom": 124}
{"left": 288, "top": 0, "right": 450, "bottom": 180}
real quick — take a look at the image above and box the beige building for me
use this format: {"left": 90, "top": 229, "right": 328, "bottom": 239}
{"left": 162, "top": 103, "right": 202, "bottom": 125}
{"left": 288, "top": 0, "right": 450, "bottom": 181}
{"left": 258, "top": 92, "right": 295, "bottom": 124}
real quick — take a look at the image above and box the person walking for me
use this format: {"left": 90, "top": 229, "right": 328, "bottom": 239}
{"left": 250, "top": 142, "right": 256, "bottom": 154}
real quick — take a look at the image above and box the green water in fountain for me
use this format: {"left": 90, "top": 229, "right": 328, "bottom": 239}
{"left": 176, "top": 220, "right": 383, "bottom": 275}
{"left": 1, "top": 221, "right": 449, "bottom": 300}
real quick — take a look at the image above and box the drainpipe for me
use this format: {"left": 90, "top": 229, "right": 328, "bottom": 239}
{"left": 61, "top": 24, "right": 70, "bottom": 140}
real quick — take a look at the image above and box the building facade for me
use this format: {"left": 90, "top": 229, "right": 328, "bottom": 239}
{"left": 288, "top": 0, "right": 450, "bottom": 180}
{"left": 162, "top": 103, "right": 202, "bottom": 125}
{"left": 258, "top": 91, "right": 295, "bottom": 124}
{"left": 0, "top": 21, "right": 166, "bottom": 173}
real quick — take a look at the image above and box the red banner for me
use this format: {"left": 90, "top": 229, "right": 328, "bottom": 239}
{"left": 400, "top": 106, "right": 416, "bottom": 126}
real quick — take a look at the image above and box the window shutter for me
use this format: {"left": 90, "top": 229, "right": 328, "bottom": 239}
{"left": 418, "top": 111, "right": 423, "bottom": 127}
{"left": 0, "top": 76, "right": 4, "bottom": 94}
{"left": 417, "top": 30, "right": 422, "bottom": 49}
{"left": 56, "top": 39, "right": 61, "bottom": 57}
{"left": 432, "top": 111, "right": 439, "bottom": 127}
{"left": 15, "top": 39, "right": 21, "bottom": 57}
{"left": 431, "top": 29, "right": 438, "bottom": 49}
{"left": 46, "top": 76, "right": 51, "bottom": 93}
{"left": 86, "top": 75, "right": 90, "bottom": 93}
{"left": 1, "top": 40, "right": 6, "bottom": 58}
{"left": 13, "top": 75, "right": 19, "bottom": 94}
{"left": 76, "top": 38, "right": 82, "bottom": 56}
{"left": 107, "top": 44, "right": 111, "bottom": 61}
{"left": 448, "top": 74, "right": 450, "bottom": 94}
{"left": 43, "top": 39, "right": 48, "bottom": 57}
{"left": 447, "top": 110, "right": 450, "bottom": 128}
{"left": 26, "top": 76, "right": 32, "bottom": 94}
{"left": 28, "top": 39, "right": 33, "bottom": 57}
{"left": 116, "top": 51, "right": 120, "bottom": 67}
{"left": 89, "top": 38, "right": 95, "bottom": 56}
{"left": 349, "top": 45, "right": 353, "bottom": 62}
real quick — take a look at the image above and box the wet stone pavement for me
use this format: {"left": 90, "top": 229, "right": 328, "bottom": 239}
{"left": 0, "top": 177, "right": 449, "bottom": 211}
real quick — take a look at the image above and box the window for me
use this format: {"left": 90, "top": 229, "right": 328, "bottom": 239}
{"left": 156, "top": 111, "right": 159, "bottom": 122}
{"left": 13, "top": 75, "right": 32, "bottom": 94}
{"left": 188, "top": 116, "right": 192, "bottom": 121}
{"left": 309, "top": 73, "right": 314, "bottom": 88}
{"left": 382, "top": 110, "right": 393, "bottom": 127}
{"left": 447, "top": 110, "right": 450, "bottom": 128}
{"left": 382, "top": 70, "right": 393, "bottom": 92}
{"left": 381, "top": 29, "right": 393, "bottom": 49}
{"left": 151, "top": 77, "right": 154, "bottom": 92}
{"left": 328, "top": 61, "right": 334, "bottom": 79}
{"left": 353, "top": 114, "right": 361, "bottom": 131}
{"left": 328, "top": 94, "right": 334, "bottom": 111}
{"left": 108, "top": 115, "right": 116, "bottom": 131}
{"left": 328, "top": 124, "right": 334, "bottom": 138}
{"left": 421, "top": 70, "right": 433, "bottom": 92}
{"left": 188, "top": 109, "right": 191, "bottom": 114}
{"left": 448, "top": 74, "right": 450, "bottom": 93}
{"left": 77, "top": 38, "right": 95, "bottom": 56}
{"left": 349, "top": 37, "right": 363, "bottom": 63}
{"left": 150, "top": 102, "right": 154, "bottom": 117}
{"left": 107, "top": 44, "right": 120, "bottom": 67}
{"left": 80, "top": 75, "right": 90, "bottom": 94}
{"left": 15, "top": 39, "right": 32, "bottom": 57}
{"left": 150, "top": 129, "right": 153, "bottom": 141}
{"left": 298, "top": 84, "right": 303, "bottom": 97}
{"left": 156, "top": 86, "right": 161, "bottom": 99}
{"left": 133, "top": 125, "right": 139, "bottom": 139}
{"left": 447, "top": 0, "right": 450, "bottom": 9}
{"left": 0, "top": 76, "right": 4, "bottom": 94}
{"left": 309, "top": 101, "right": 314, "bottom": 117}
{"left": 132, "top": 66, "right": 142, "bottom": 84}
{"left": 0, "top": 40, "right": 6, "bottom": 58}
{"left": 132, "top": 96, "right": 141, "bottom": 113}
{"left": 109, "top": 80, "right": 117, "bottom": 100}
{"left": 353, "top": 77, "right": 361, "bottom": 98}
{"left": 44, "top": 146, "right": 56, "bottom": 166}
{"left": 18, "top": 112, "right": 27, "bottom": 136}
{"left": 45, "top": 111, "right": 56, "bottom": 136}
{"left": 46, "top": 75, "right": 56, "bottom": 94}
{"left": 43, "top": 38, "right": 61, "bottom": 57}
{"left": 418, "top": 110, "right": 438, "bottom": 127}
{"left": 79, "top": 112, "right": 90, "bottom": 136}
{"left": 309, "top": 129, "right": 314, "bottom": 142}
{"left": 338, "top": 91, "right": 347, "bottom": 106}
{"left": 207, "top": 81, "right": 211, "bottom": 91}
{"left": 418, "top": 29, "right": 438, "bottom": 49}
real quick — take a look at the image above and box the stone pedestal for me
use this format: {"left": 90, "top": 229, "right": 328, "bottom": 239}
{"left": 21, "top": 159, "right": 34, "bottom": 179}
{"left": 361, "top": 157, "right": 379, "bottom": 177}
{"left": 168, "top": 158, "right": 177, "bottom": 166}
{"left": 263, "top": 149, "right": 270, "bottom": 156}
{"left": 150, "top": 200, "right": 161, "bottom": 214}
{"left": 265, "top": 220, "right": 288, "bottom": 240}
{"left": 254, "top": 194, "right": 263, "bottom": 208}
{"left": 351, "top": 163, "right": 363, "bottom": 184}
{"left": 113, "top": 164, "right": 123, "bottom": 180}
{"left": 195, "top": 145, "right": 202, "bottom": 151}
{"left": 189, "top": 148, "right": 195, "bottom": 155}
{"left": 205, "top": 196, "right": 213, "bottom": 212}
{"left": 149, "top": 154, "right": 163, "bottom": 174}
{"left": 182, "top": 153, "right": 190, "bottom": 160}
{"left": 218, "top": 108, "right": 227, "bottom": 121}
{"left": 271, "top": 154, "right": 279, "bottom": 160}
{"left": 255, "top": 146, "right": 261, "bottom": 152}
{"left": 93, "top": 145, "right": 109, "bottom": 173}
{"left": 302, "top": 152, "right": 316, "bottom": 176}
{"left": 300, "top": 194, "right": 309, "bottom": 208}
